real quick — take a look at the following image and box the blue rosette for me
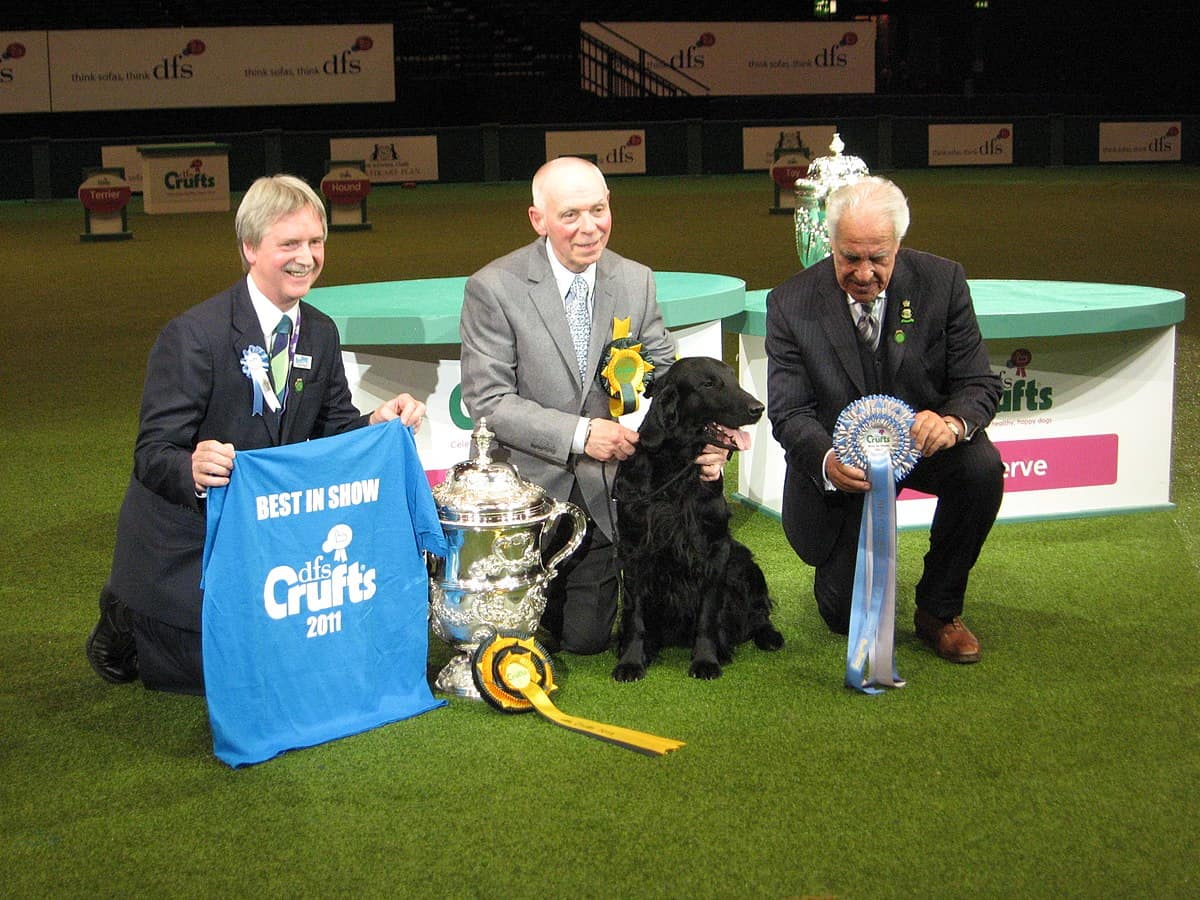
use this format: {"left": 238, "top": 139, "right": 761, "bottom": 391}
{"left": 240, "top": 345, "right": 272, "bottom": 416}
{"left": 832, "top": 394, "right": 921, "bottom": 481}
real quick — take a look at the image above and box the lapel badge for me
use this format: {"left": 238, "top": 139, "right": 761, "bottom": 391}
{"left": 294, "top": 353, "right": 313, "bottom": 370}
{"left": 899, "top": 299, "right": 915, "bottom": 325}
{"left": 293, "top": 377, "right": 304, "bottom": 393}
{"left": 893, "top": 330, "right": 906, "bottom": 344}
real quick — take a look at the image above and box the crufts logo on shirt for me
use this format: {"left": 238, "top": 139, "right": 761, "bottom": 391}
{"left": 262, "top": 524, "right": 377, "bottom": 622}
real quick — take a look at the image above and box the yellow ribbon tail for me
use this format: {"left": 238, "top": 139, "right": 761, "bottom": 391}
{"left": 496, "top": 657, "right": 686, "bottom": 758}
{"left": 521, "top": 681, "right": 685, "bottom": 756}
{"left": 481, "top": 641, "right": 684, "bottom": 756}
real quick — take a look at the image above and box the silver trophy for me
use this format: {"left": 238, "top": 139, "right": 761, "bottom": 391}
{"left": 428, "top": 419, "right": 587, "bottom": 699}
{"left": 794, "top": 133, "right": 870, "bottom": 268}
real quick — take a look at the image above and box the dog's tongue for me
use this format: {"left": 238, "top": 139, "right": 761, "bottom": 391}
{"left": 712, "top": 424, "right": 752, "bottom": 451}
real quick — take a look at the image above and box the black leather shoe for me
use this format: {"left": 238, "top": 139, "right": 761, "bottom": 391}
{"left": 85, "top": 591, "right": 139, "bottom": 684}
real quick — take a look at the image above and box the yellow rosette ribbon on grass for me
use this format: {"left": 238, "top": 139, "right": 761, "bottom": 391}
{"left": 472, "top": 633, "right": 684, "bottom": 756}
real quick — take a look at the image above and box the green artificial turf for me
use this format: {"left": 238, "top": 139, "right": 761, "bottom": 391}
{"left": 1, "top": 167, "right": 1197, "bottom": 898}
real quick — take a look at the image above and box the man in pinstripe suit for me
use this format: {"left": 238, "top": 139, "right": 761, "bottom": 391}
{"left": 765, "top": 177, "right": 1003, "bottom": 663}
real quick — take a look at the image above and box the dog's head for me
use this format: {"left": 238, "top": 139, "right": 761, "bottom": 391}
{"left": 640, "top": 357, "right": 763, "bottom": 453}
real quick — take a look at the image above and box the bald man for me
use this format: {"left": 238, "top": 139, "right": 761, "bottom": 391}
{"left": 459, "top": 157, "right": 726, "bottom": 655}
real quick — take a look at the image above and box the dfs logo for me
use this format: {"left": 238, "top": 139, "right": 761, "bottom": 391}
{"left": 978, "top": 127, "right": 1011, "bottom": 156}
{"left": 154, "top": 38, "right": 205, "bottom": 80}
{"left": 1, "top": 41, "right": 28, "bottom": 84}
{"left": 664, "top": 32, "right": 714, "bottom": 70}
{"left": 816, "top": 32, "right": 859, "bottom": 68}
{"left": 1148, "top": 125, "right": 1180, "bottom": 153}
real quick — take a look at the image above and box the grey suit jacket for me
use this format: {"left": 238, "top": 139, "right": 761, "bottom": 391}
{"left": 459, "top": 239, "right": 677, "bottom": 538}
{"left": 108, "top": 279, "right": 368, "bottom": 630}
{"left": 764, "top": 248, "right": 1001, "bottom": 564}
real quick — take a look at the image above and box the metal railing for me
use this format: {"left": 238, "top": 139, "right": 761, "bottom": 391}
{"left": 579, "top": 23, "right": 710, "bottom": 98}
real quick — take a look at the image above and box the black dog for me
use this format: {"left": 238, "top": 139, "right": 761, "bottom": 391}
{"left": 612, "top": 356, "right": 784, "bottom": 681}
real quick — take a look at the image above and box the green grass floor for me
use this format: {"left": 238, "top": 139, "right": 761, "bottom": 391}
{"left": 2, "top": 168, "right": 1198, "bottom": 897}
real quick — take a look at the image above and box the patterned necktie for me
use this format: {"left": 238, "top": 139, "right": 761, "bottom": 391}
{"left": 565, "top": 274, "right": 591, "bottom": 384}
{"left": 270, "top": 315, "right": 293, "bottom": 404}
{"left": 855, "top": 300, "right": 878, "bottom": 349}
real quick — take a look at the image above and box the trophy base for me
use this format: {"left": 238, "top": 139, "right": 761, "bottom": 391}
{"left": 434, "top": 652, "right": 482, "bottom": 700}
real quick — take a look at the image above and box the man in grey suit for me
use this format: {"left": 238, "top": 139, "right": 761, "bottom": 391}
{"left": 460, "top": 157, "right": 726, "bottom": 655}
{"left": 85, "top": 174, "right": 427, "bottom": 694}
{"left": 765, "top": 177, "right": 1003, "bottom": 663}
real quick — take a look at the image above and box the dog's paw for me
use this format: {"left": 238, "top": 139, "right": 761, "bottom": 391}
{"left": 688, "top": 659, "right": 723, "bottom": 680}
{"left": 754, "top": 625, "right": 785, "bottom": 652}
{"left": 612, "top": 662, "right": 647, "bottom": 683}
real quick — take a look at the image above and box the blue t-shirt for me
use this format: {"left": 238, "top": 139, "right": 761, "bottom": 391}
{"left": 201, "top": 420, "right": 447, "bottom": 767}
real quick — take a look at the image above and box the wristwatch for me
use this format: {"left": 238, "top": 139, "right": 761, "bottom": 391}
{"left": 944, "top": 417, "right": 961, "bottom": 441}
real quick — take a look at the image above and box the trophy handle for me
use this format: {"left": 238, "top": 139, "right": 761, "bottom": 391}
{"left": 542, "top": 501, "right": 588, "bottom": 579}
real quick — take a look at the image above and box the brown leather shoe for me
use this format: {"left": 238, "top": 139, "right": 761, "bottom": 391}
{"left": 914, "top": 609, "right": 980, "bottom": 664}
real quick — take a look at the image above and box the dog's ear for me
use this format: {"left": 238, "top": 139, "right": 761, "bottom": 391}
{"left": 639, "top": 382, "right": 678, "bottom": 451}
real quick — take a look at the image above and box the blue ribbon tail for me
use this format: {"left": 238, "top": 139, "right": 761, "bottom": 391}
{"left": 844, "top": 448, "right": 904, "bottom": 694}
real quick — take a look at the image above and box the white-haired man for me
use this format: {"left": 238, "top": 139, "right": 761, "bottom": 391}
{"left": 766, "top": 176, "right": 1003, "bottom": 662}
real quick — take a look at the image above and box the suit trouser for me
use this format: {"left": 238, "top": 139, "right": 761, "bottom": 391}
{"left": 814, "top": 432, "right": 1004, "bottom": 630}
{"left": 126, "top": 607, "right": 206, "bottom": 696}
{"left": 540, "top": 484, "right": 619, "bottom": 655}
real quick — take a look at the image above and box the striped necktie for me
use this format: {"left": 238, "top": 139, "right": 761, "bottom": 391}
{"left": 855, "top": 300, "right": 878, "bottom": 349}
{"left": 270, "top": 315, "right": 293, "bottom": 403}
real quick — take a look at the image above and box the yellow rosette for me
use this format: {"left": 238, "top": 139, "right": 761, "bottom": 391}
{"left": 471, "top": 633, "right": 685, "bottom": 756}
{"left": 597, "top": 317, "right": 654, "bottom": 417}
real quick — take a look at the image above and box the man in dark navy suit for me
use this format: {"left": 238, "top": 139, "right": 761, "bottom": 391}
{"left": 765, "top": 177, "right": 1003, "bottom": 663}
{"left": 86, "top": 174, "right": 426, "bottom": 694}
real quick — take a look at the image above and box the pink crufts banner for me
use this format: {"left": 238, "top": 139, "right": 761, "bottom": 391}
{"left": 901, "top": 433, "right": 1119, "bottom": 500}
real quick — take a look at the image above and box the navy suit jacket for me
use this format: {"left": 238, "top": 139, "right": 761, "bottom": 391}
{"left": 765, "top": 248, "right": 1001, "bottom": 565}
{"left": 108, "top": 278, "right": 368, "bottom": 631}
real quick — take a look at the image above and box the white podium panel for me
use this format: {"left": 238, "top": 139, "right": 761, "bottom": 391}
{"left": 736, "top": 326, "right": 1178, "bottom": 526}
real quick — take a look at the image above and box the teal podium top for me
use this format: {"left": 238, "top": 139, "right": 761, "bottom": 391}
{"left": 308, "top": 272, "right": 746, "bottom": 345}
{"left": 727, "top": 280, "right": 1186, "bottom": 338}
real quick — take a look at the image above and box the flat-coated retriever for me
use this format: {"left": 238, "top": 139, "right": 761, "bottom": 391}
{"left": 612, "top": 356, "right": 784, "bottom": 681}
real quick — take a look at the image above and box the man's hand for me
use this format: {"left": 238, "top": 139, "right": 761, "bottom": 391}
{"left": 695, "top": 444, "right": 730, "bottom": 482}
{"left": 825, "top": 452, "right": 870, "bottom": 494}
{"left": 911, "top": 409, "right": 961, "bottom": 457}
{"left": 585, "top": 418, "right": 640, "bottom": 462}
{"left": 192, "top": 440, "right": 236, "bottom": 493}
{"left": 370, "top": 393, "right": 426, "bottom": 430}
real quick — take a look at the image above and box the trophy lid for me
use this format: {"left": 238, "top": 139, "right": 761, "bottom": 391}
{"left": 433, "top": 419, "right": 555, "bottom": 525}
{"left": 797, "top": 133, "right": 870, "bottom": 196}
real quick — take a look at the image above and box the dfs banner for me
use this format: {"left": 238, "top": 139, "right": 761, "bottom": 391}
{"left": 200, "top": 420, "right": 447, "bottom": 767}
{"left": 581, "top": 21, "right": 875, "bottom": 96}
{"left": 1099, "top": 122, "right": 1182, "bottom": 162}
{"left": 545, "top": 130, "right": 646, "bottom": 174}
{"left": 47, "top": 24, "right": 394, "bottom": 112}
